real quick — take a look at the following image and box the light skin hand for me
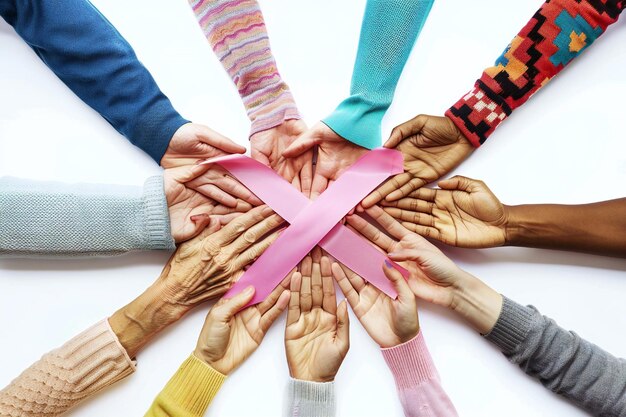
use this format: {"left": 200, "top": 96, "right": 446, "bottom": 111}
{"left": 161, "top": 123, "right": 246, "bottom": 168}
{"left": 347, "top": 205, "right": 502, "bottom": 334}
{"left": 283, "top": 122, "right": 368, "bottom": 199}
{"left": 380, "top": 176, "right": 508, "bottom": 248}
{"left": 194, "top": 282, "right": 290, "bottom": 375}
{"left": 285, "top": 254, "right": 350, "bottom": 382}
{"left": 361, "top": 115, "right": 474, "bottom": 207}
{"left": 250, "top": 119, "right": 314, "bottom": 197}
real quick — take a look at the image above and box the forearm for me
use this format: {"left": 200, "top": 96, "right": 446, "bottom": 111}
{"left": 451, "top": 271, "right": 503, "bottom": 335}
{"left": 381, "top": 331, "right": 458, "bottom": 417}
{"left": 446, "top": 0, "right": 626, "bottom": 146}
{"left": 323, "top": 0, "right": 434, "bottom": 149}
{"left": 485, "top": 297, "right": 626, "bottom": 416}
{"left": 0, "top": 176, "right": 175, "bottom": 258}
{"left": 504, "top": 198, "right": 626, "bottom": 257}
{"left": 284, "top": 378, "right": 336, "bottom": 417}
{"left": 189, "top": 0, "right": 300, "bottom": 135}
{"left": 0, "top": 0, "right": 187, "bottom": 161}
{"left": 0, "top": 320, "right": 135, "bottom": 417}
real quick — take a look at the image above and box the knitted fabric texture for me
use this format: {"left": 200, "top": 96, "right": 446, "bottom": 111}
{"left": 446, "top": 0, "right": 626, "bottom": 147}
{"left": 0, "top": 0, "right": 188, "bottom": 162}
{"left": 144, "top": 354, "right": 226, "bottom": 417}
{"left": 284, "top": 378, "right": 335, "bottom": 417}
{"left": 323, "top": 0, "right": 434, "bottom": 149}
{"left": 189, "top": 0, "right": 300, "bottom": 135}
{"left": 485, "top": 296, "right": 626, "bottom": 416}
{"left": 0, "top": 320, "right": 135, "bottom": 417}
{"left": 381, "top": 331, "right": 458, "bottom": 417}
{"left": 0, "top": 176, "right": 175, "bottom": 258}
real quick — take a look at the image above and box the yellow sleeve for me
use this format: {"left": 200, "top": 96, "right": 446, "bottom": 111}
{"left": 145, "top": 353, "right": 226, "bottom": 417}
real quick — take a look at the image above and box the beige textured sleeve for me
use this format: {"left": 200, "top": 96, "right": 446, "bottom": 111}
{"left": 0, "top": 319, "right": 136, "bottom": 417}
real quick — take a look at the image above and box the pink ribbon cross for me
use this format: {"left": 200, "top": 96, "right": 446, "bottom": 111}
{"left": 202, "top": 148, "right": 408, "bottom": 307}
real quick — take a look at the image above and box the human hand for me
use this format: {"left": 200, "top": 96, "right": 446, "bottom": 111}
{"left": 362, "top": 115, "right": 474, "bottom": 207}
{"left": 285, "top": 254, "right": 349, "bottom": 382}
{"left": 194, "top": 282, "right": 290, "bottom": 375}
{"left": 165, "top": 164, "right": 258, "bottom": 243}
{"left": 381, "top": 176, "right": 508, "bottom": 248}
{"left": 161, "top": 123, "right": 246, "bottom": 168}
{"left": 250, "top": 120, "right": 313, "bottom": 196}
{"left": 283, "top": 122, "right": 367, "bottom": 199}
{"left": 347, "top": 205, "right": 501, "bottom": 334}
{"left": 331, "top": 257, "right": 418, "bottom": 349}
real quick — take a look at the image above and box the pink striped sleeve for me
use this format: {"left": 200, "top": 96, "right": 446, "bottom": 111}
{"left": 188, "top": 0, "right": 300, "bottom": 135}
{"left": 381, "top": 331, "right": 458, "bottom": 417}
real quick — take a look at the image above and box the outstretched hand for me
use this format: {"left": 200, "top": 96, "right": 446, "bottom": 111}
{"left": 362, "top": 115, "right": 474, "bottom": 207}
{"left": 283, "top": 122, "right": 367, "bottom": 199}
{"left": 381, "top": 176, "right": 509, "bottom": 248}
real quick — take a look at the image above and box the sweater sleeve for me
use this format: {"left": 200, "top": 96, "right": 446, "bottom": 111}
{"left": 381, "top": 331, "right": 458, "bottom": 417}
{"left": 0, "top": 320, "right": 136, "bottom": 417}
{"left": 0, "top": 175, "right": 175, "bottom": 258}
{"left": 0, "top": 0, "right": 189, "bottom": 163}
{"left": 446, "top": 0, "right": 626, "bottom": 147}
{"left": 188, "top": 0, "right": 300, "bottom": 136}
{"left": 323, "top": 0, "right": 434, "bottom": 150}
{"left": 284, "top": 378, "right": 336, "bottom": 417}
{"left": 144, "top": 354, "right": 226, "bottom": 417}
{"left": 485, "top": 296, "right": 626, "bottom": 416}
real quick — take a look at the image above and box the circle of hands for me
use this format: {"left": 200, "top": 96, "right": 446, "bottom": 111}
{"left": 158, "top": 112, "right": 506, "bottom": 379}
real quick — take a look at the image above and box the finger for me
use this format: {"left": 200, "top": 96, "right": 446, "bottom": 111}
{"left": 214, "top": 205, "right": 274, "bottom": 246}
{"left": 197, "top": 126, "right": 246, "bottom": 154}
{"left": 406, "top": 187, "right": 438, "bottom": 201}
{"left": 438, "top": 175, "right": 480, "bottom": 193}
{"left": 310, "top": 173, "right": 329, "bottom": 201}
{"left": 193, "top": 183, "right": 238, "bottom": 208}
{"left": 259, "top": 289, "right": 290, "bottom": 333}
{"left": 336, "top": 300, "right": 350, "bottom": 350}
{"left": 181, "top": 212, "right": 213, "bottom": 242}
{"left": 232, "top": 230, "right": 280, "bottom": 271}
{"left": 339, "top": 263, "right": 366, "bottom": 293}
{"left": 258, "top": 274, "right": 292, "bottom": 315}
{"left": 382, "top": 207, "right": 436, "bottom": 227}
{"left": 287, "top": 272, "right": 302, "bottom": 326}
{"left": 299, "top": 154, "right": 314, "bottom": 199}
{"left": 364, "top": 205, "right": 412, "bottom": 241}
{"left": 291, "top": 173, "right": 302, "bottom": 192}
{"left": 311, "top": 256, "right": 323, "bottom": 309}
{"left": 361, "top": 173, "right": 412, "bottom": 208}
{"left": 380, "top": 197, "right": 435, "bottom": 214}
{"left": 300, "top": 259, "right": 313, "bottom": 313}
{"left": 216, "top": 175, "right": 263, "bottom": 206}
{"left": 383, "top": 261, "right": 414, "bottom": 305}
{"left": 213, "top": 285, "right": 255, "bottom": 320}
{"left": 331, "top": 263, "right": 359, "bottom": 308}
{"left": 321, "top": 256, "right": 336, "bottom": 314}
{"left": 283, "top": 133, "right": 319, "bottom": 158}
{"left": 385, "top": 115, "right": 428, "bottom": 149}
{"left": 401, "top": 222, "right": 441, "bottom": 240}
{"left": 229, "top": 213, "right": 284, "bottom": 255}
{"left": 212, "top": 212, "right": 242, "bottom": 225}
{"left": 171, "top": 163, "right": 212, "bottom": 183}
{"left": 345, "top": 214, "right": 396, "bottom": 252}
{"left": 387, "top": 178, "right": 428, "bottom": 202}
{"left": 194, "top": 216, "right": 222, "bottom": 241}
{"left": 251, "top": 148, "right": 272, "bottom": 167}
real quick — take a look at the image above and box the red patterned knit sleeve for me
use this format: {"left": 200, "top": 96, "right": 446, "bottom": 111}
{"left": 446, "top": 0, "right": 625, "bottom": 147}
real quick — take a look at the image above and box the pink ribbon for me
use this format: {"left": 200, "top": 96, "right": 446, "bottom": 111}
{"left": 202, "top": 148, "right": 407, "bottom": 306}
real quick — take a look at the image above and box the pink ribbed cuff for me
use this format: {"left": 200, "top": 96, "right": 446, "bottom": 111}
{"left": 381, "top": 331, "right": 439, "bottom": 389}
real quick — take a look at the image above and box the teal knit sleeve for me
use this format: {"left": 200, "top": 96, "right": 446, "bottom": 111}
{"left": 0, "top": 176, "right": 175, "bottom": 258}
{"left": 323, "top": 0, "right": 434, "bottom": 149}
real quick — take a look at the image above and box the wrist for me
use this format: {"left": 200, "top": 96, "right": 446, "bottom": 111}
{"left": 450, "top": 271, "right": 503, "bottom": 334}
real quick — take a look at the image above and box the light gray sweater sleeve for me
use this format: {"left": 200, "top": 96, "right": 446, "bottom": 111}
{"left": 0, "top": 175, "right": 175, "bottom": 258}
{"left": 284, "top": 378, "right": 335, "bottom": 417}
{"left": 485, "top": 296, "right": 626, "bottom": 417}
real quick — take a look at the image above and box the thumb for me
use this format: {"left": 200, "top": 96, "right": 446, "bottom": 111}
{"left": 196, "top": 125, "right": 246, "bottom": 155}
{"left": 437, "top": 175, "right": 477, "bottom": 192}
{"left": 385, "top": 115, "right": 428, "bottom": 148}
{"left": 336, "top": 300, "right": 350, "bottom": 349}
{"left": 217, "top": 286, "right": 256, "bottom": 320}
{"left": 383, "top": 260, "right": 414, "bottom": 304}
{"left": 283, "top": 133, "right": 318, "bottom": 158}
{"left": 173, "top": 163, "right": 212, "bottom": 184}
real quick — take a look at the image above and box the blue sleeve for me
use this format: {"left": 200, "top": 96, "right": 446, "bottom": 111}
{"left": 0, "top": 0, "right": 189, "bottom": 163}
{"left": 323, "top": 0, "right": 434, "bottom": 149}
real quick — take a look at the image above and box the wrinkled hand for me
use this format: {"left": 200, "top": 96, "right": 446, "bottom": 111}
{"left": 165, "top": 164, "right": 258, "bottom": 243}
{"left": 362, "top": 115, "right": 474, "bottom": 207}
{"left": 331, "top": 256, "right": 418, "bottom": 349}
{"left": 285, "top": 253, "right": 349, "bottom": 382}
{"left": 194, "top": 282, "right": 290, "bottom": 375}
{"left": 250, "top": 120, "right": 313, "bottom": 195}
{"left": 381, "top": 176, "right": 508, "bottom": 248}
{"left": 283, "top": 122, "right": 367, "bottom": 199}
{"left": 161, "top": 123, "right": 246, "bottom": 168}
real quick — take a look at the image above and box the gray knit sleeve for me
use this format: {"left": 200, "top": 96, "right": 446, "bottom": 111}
{"left": 0, "top": 175, "right": 175, "bottom": 258}
{"left": 485, "top": 296, "right": 626, "bottom": 417}
{"left": 284, "top": 378, "right": 335, "bottom": 417}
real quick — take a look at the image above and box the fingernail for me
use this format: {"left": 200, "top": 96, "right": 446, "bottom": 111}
{"left": 384, "top": 259, "right": 393, "bottom": 268}
{"left": 388, "top": 252, "right": 398, "bottom": 257}
{"left": 244, "top": 286, "right": 254, "bottom": 295}
{"left": 261, "top": 206, "right": 273, "bottom": 215}
{"left": 190, "top": 214, "right": 209, "bottom": 223}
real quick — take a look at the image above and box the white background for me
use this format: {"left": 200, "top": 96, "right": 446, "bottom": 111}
{"left": 1, "top": 1, "right": 625, "bottom": 416}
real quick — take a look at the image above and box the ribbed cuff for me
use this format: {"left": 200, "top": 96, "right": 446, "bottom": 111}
{"left": 322, "top": 98, "right": 386, "bottom": 150}
{"left": 484, "top": 296, "right": 534, "bottom": 355}
{"left": 286, "top": 378, "right": 335, "bottom": 417}
{"left": 381, "top": 331, "right": 439, "bottom": 389}
{"left": 446, "top": 80, "right": 512, "bottom": 147}
{"left": 142, "top": 176, "right": 175, "bottom": 250}
{"left": 247, "top": 84, "right": 301, "bottom": 136}
{"left": 156, "top": 354, "right": 226, "bottom": 417}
